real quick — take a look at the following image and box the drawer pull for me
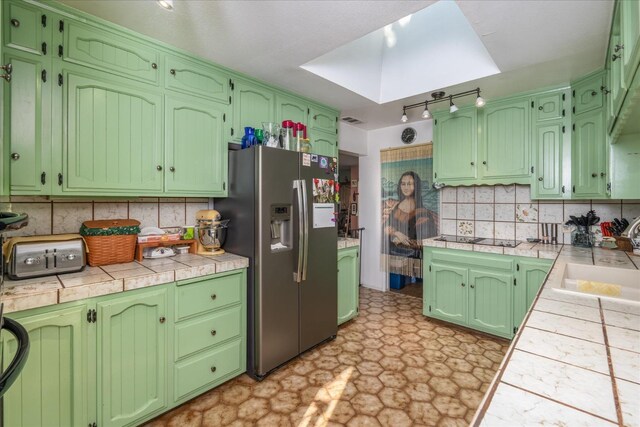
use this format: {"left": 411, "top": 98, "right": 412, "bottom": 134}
{"left": 211, "top": 366, "right": 217, "bottom": 373}
{"left": 211, "top": 294, "right": 217, "bottom": 300}
{"left": 211, "top": 329, "right": 217, "bottom": 336}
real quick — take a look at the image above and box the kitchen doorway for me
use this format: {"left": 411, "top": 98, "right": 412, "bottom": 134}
{"left": 338, "top": 152, "right": 360, "bottom": 239}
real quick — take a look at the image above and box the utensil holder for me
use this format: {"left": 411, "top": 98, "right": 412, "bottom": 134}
{"left": 571, "top": 225, "right": 593, "bottom": 248}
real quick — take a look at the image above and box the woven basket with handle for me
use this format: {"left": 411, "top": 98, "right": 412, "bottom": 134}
{"left": 80, "top": 219, "right": 141, "bottom": 266}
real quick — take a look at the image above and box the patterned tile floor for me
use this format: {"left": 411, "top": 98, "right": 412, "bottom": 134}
{"left": 146, "top": 288, "right": 509, "bottom": 427}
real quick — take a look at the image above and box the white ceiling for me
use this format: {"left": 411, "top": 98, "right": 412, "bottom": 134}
{"left": 58, "top": 0, "right": 613, "bottom": 130}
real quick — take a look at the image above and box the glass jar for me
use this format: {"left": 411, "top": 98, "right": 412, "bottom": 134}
{"left": 571, "top": 225, "right": 593, "bottom": 248}
{"left": 262, "top": 122, "right": 280, "bottom": 148}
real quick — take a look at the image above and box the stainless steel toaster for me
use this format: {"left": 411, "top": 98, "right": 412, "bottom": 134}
{"left": 8, "top": 239, "right": 86, "bottom": 279}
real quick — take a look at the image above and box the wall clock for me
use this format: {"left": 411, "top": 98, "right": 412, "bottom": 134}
{"left": 401, "top": 127, "right": 417, "bottom": 144}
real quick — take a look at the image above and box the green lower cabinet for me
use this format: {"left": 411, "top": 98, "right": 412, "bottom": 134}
{"left": 513, "top": 258, "right": 552, "bottom": 331}
{"left": 424, "top": 247, "right": 550, "bottom": 339}
{"left": 468, "top": 269, "right": 513, "bottom": 338}
{"left": 2, "top": 304, "right": 89, "bottom": 427}
{"left": 97, "top": 288, "right": 168, "bottom": 427}
{"left": 337, "top": 246, "right": 359, "bottom": 325}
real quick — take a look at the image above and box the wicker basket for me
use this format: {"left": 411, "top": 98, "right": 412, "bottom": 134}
{"left": 614, "top": 236, "right": 634, "bottom": 252}
{"left": 80, "top": 219, "right": 140, "bottom": 266}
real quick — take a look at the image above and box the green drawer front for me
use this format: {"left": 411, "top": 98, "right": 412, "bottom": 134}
{"left": 429, "top": 249, "right": 513, "bottom": 271}
{"left": 175, "top": 305, "right": 242, "bottom": 360}
{"left": 174, "top": 338, "right": 242, "bottom": 401}
{"left": 176, "top": 273, "right": 242, "bottom": 320}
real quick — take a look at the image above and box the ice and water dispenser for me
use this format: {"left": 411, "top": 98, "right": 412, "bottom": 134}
{"left": 270, "top": 204, "right": 292, "bottom": 251}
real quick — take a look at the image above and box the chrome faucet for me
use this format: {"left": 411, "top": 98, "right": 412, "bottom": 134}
{"left": 622, "top": 216, "right": 640, "bottom": 240}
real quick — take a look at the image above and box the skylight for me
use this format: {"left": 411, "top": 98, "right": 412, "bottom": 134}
{"left": 301, "top": 1, "right": 500, "bottom": 104}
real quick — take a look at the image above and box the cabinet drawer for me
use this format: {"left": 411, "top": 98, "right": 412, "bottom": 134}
{"left": 3, "top": 1, "right": 46, "bottom": 56}
{"left": 64, "top": 20, "right": 160, "bottom": 85}
{"left": 164, "top": 54, "right": 230, "bottom": 103}
{"left": 175, "top": 305, "right": 242, "bottom": 360}
{"left": 175, "top": 272, "right": 243, "bottom": 320}
{"left": 174, "top": 338, "right": 242, "bottom": 401}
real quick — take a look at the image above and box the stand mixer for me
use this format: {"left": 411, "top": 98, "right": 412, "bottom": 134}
{"left": 195, "top": 210, "right": 229, "bottom": 256}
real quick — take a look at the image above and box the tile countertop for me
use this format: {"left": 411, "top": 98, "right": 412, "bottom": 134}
{"left": 422, "top": 237, "right": 564, "bottom": 259}
{"left": 338, "top": 237, "right": 360, "bottom": 249}
{"left": 0, "top": 253, "right": 249, "bottom": 314}
{"left": 454, "top": 245, "right": 639, "bottom": 426}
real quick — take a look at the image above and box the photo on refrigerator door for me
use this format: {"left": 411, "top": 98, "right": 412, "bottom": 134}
{"left": 312, "top": 178, "right": 338, "bottom": 228}
{"left": 380, "top": 143, "right": 439, "bottom": 298}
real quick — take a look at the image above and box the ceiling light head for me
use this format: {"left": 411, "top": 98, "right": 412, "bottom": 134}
{"left": 422, "top": 104, "right": 431, "bottom": 119}
{"left": 431, "top": 91, "right": 446, "bottom": 100}
{"left": 157, "top": 0, "right": 174, "bottom": 10}
{"left": 475, "top": 89, "right": 485, "bottom": 108}
{"left": 401, "top": 108, "right": 408, "bottom": 123}
{"left": 449, "top": 97, "right": 458, "bottom": 114}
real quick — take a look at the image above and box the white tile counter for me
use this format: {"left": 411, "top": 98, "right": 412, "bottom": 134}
{"left": 1, "top": 252, "right": 248, "bottom": 313}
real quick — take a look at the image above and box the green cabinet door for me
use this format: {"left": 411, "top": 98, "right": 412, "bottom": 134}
{"left": 433, "top": 108, "right": 477, "bottom": 182}
{"left": 309, "top": 104, "right": 337, "bottom": 134}
{"left": 481, "top": 97, "right": 530, "bottom": 180}
{"left": 531, "top": 122, "right": 564, "bottom": 199}
{"left": 63, "top": 19, "right": 160, "bottom": 85}
{"left": 4, "top": 50, "right": 51, "bottom": 195}
{"left": 309, "top": 129, "right": 338, "bottom": 158}
{"left": 231, "top": 78, "right": 275, "bottom": 143}
{"left": 621, "top": 0, "right": 640, "bottom": 89}
{"left": 513, "top": 259, "right": 551, "bottom": 330}
{"left": 64, "top": 69, "right": 164, "bottom": 195}
{"left": 276, "top": 93, "right": 308, "bottom": 127}
{"left": 165, "top": 95, "right": 227, "bottom": 195}
{"left": 468, "top": 268, "right": 513, "bottom": 338}
{"left": 337, "top": 247, "right": 359, "bottom": 325}
{"left": 573, "top": 73, "right": 604, "bottom": 115}
{"left": 572, "top": 109, "right": 606, "bottom": 198}
{"left": 97, "top": 288, "right": 168, "bottom": 427}
{"left": 429, "top": 263, "right": 468, "bottom": 325}
{"left": 165, "top": 54, "right": 230, "bottom": 104}
{"left": 3, "top": 305, "right": 88, "bottom": 427}
{"left": 610, "top": 30, "right": 627, "bottom": 121}
{"left": 2, "top": 0, "right": 48, "bottom": 56}
{"left": 533, "top": 92, "right": 564, "bottom": 122}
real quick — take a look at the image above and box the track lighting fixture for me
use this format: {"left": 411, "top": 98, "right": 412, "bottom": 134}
{"left": 157, "top": 0, "right": 174, "bottom": 10}
{"left": 400, "top": 88, "right": 484, "bottom": 122}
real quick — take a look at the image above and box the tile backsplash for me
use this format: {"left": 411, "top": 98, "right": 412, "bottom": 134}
{"left": 439, "top": 185, "right": 640, "bottom": 243}
{"left": 1, "top": 197, "right": 212, "bottom": 238}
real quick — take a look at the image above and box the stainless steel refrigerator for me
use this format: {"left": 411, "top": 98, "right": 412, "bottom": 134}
{"left": 216, "top": 145, "right": 338, "bottom": 380}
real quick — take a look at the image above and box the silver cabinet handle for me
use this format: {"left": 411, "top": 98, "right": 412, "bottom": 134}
{"left": 0, "top": 64, "right": 12, "bottom": 74}
{"left": 461, "top": 283, "right": 466, "bottom": 287}
{"left": 538, "top": 177, "right": 543, "bottom": 181}
{"left": 156, "top": 165, "right": 162, "bottom": 171}
{"left": 591, "top": 173, "right": 597, "bottom": 178}
{"left": 211, "top": 329, "right": 217, "bottom": 336}
{"left": 170, "top": 166, "right": 175, "bottom": 172}
{"left": 10, "top": 18, "right": 20, "bottom": 27}
{"left": 11, "top": 153, "right": 20, "bottom": 160}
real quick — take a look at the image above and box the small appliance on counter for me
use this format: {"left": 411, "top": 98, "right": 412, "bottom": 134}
{"left": 5, "top": 235, "right": 86, "bottom": 280}
{"left": 195, "top": 210, "right": 229, "bottom": 255}
{"left": 142, "top": 246, "right": 175, "bottom": 259}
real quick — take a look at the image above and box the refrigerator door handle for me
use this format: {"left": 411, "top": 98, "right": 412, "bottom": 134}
{"left": 294, "top": 180, "right": 304, "bottom": 283}
{"left": 301, "top": 179, "right": 309, "bottom": 281}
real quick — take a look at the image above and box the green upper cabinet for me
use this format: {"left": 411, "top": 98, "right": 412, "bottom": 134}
{"left": 433, "top": 107, "right": 477, "bottom": 183}
{"left": 276, "top": 93, "right": 308, "bottom": 126}
{"left": 468, "top": 268, "right": 513, "bottom": 338}
{"left": 231, "top": 78, "right": 275, "bottom": 143}
{"left": 337, "top": 247, "right": 359, "bottom": 326}
{"left": 165, "top": 54, "right": 230, "bottom": 104}
{"left": 481, "top": 97, "right": 530, "bottom": 181}
{"left": 429, "top": 263, "right": 468, "bottom": 325}
{"left": 533, "top": 91, "right": 565, "bottom": 122}
{"left": 3, "top": 305, "right": 88, "bottom": 427}
{"left": 513, "top": 258, "right": 551, "bottom": 330}
{"left": 4, "top": 50, "right": 51, "bottom": 195}
{"left": 309, "top": 129, "right": 338, "bottom": 158}
{"left": 63, "top": 69, "right": 164, "bottom": 195}
{"left": 2, "top": 0, "right": 48, "bottom": 56}
{"left": 97, "top": 288, "right": 168, "bottom": 427}
{"left": 621, "top": 0, "right": 640, "bottom": 89}
{"left": 573, "top": 73, "right": 605, "bottom": 115}
{"left": 609, "top": 6, "right": 627, "bottom": 125}
{"left": 165, "top": 95, "right": 227, "bottom": 195}
{"left": 309, "top": 104, "right": 338, "bottom": 134}
{"left": 572, "top": 108, "right": 606, "bottom": 198}
{"left": 532, "top": 122, "right": 565, "bottom": 198}
{"left": 62, "top": 19, "right": 160, "bottom": 86}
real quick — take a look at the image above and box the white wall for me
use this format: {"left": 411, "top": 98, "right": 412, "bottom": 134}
{"left": 338, "top": 123, "right": 368, "bottom": 156}
{"left": 359, "top": 120, "right": 433, "bottom": 291}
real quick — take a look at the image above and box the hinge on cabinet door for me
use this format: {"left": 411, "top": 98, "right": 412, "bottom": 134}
{"left": 531, "top": 101, "right": 534, "bottom": 108}
{"left": 572, "top": 90, "right": 575, "bottom": 97}
{"left": 307, "top": 108, "right": 310, "bottom": 115}
{"left": 230, "top": 127, "right": 234, "bottom": 136}
{"left": 513, "top": 326, "right": 518, "bottom": 334}
{"left": 59, "top": 20, "right": 64, "bottom": 32}
{"left": 531, "top": 166, "right": 534, "bottom": 174}
{"left": 89, "top": 422, "right": 97, "bottom": 427}
{"left": 562, "top": 185, "right": 566, "bottom": 193}
{"left": 434, "top": 172, "right": 437, "bottom": 179}
{"left": 41, "top": 172, "right": 46, "bottom": 185}
{"left": 41, "top": 69, "right": 47, "bottom": 82}
{"left": 86, "top": 309, "right": 96, "bottom": 323}
{"left": 607, "top": 182, "right": 611, "bottom": 192}
{"left": 434, "top": 119, "right": 437, "bottom": 125}
{"left": 562, "top": 125, "right": 565, "bottom": 133}
{"left": 516, "top": 264, "right": 519, "bottom": 271}
{"left": 572, "top": 106, "right": 575, "bottom": 114}
{"left": 562, "top": 109, "right": 565, "bottom": 117}
{"left": 572, "top": 124, "right": 575, "bottom": 131}
{"left": 58, "top": 45, "right": 63, "bottom": 57}
{"left": 41, "top": 14, "right": 47, "bottom": 27}
{"left": 58, "top": 173, "right": 63, "bottom": 186}
{"left": 429, "top": 265, "right": 432, "bottom": 272}
{"left": 58, "top": 73, "right": 63, "bottom": 86}
{"left": 562, "top": 93, "right": 565, "bottom": 101}
{"left": 223, "top": 113, "right": 226, "bottom": 122}
{"left": 336, "top": 128, "right": 338, "bottom": 134}
{"left": 223, "top": 182, "right": 226, "bottom": 190}
{"left": 229, "top": 95, "right": 232, "bottom": 104}
{"left": 513, "top": 278, "right": 517, "bottom": 286}
{"left": 572, "top": 185, "right": 576, "bottom": 193}
{"left": 229, "top": 79, "right": 234, "bottom": 90}
{"left": 41, "top": 42, "right": 47, "bottom": 55}
{"left": 429, "top": 305, "right": 432, "bottom": 312}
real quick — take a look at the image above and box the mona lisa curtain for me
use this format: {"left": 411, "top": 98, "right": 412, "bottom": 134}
{"left": 381, "top": 143, "right": 439, "bottom": 278}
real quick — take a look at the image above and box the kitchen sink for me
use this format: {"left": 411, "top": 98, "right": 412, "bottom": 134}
{"left": 559, "top": 263, "right": 640, "bottom": 302}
